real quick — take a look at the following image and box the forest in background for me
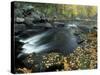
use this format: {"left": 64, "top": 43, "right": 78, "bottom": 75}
{"left": 15, "top": 2, "right": 97, "bottom": 21}
{"left": 35, "top": 4, "right": 97, "bottom": 20}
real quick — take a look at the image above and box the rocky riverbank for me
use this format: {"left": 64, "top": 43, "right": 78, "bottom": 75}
{"left": 16, "top": 32, "right": 97, "bottom": 73}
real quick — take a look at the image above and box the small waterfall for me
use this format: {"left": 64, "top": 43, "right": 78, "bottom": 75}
{"left": 19, "top": 30, "right": 50, "bottom": 53}
{"left": 18, "top": 25, "right": 79, "bottom": 56}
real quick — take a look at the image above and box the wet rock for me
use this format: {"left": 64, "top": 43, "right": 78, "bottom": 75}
{"left": 15, "top": 17, "right": 25, "bottom": 23}
{"left": 53, "top": 22, "right": 65, "bottom": 28}
{"left": 14, "top": 24, "right": 26, "bottom": 34}
{"left": 14, "top": 8, "right": 24, "bottom": 18}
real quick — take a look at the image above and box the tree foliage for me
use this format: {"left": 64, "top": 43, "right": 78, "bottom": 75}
{"left": 33, "top": 4, "right": 97, "bottom": 20}
{"left": 15, "top": 2, "right": 97, "bottom": 20}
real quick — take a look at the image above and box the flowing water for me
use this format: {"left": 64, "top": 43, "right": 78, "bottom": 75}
{"left": 18, "top": 26, "right": 79, "bottom": 57}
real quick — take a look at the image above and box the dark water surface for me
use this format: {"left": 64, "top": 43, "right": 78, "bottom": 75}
{"left": 18, "top": 26, "right": 79, "bottom": 56}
